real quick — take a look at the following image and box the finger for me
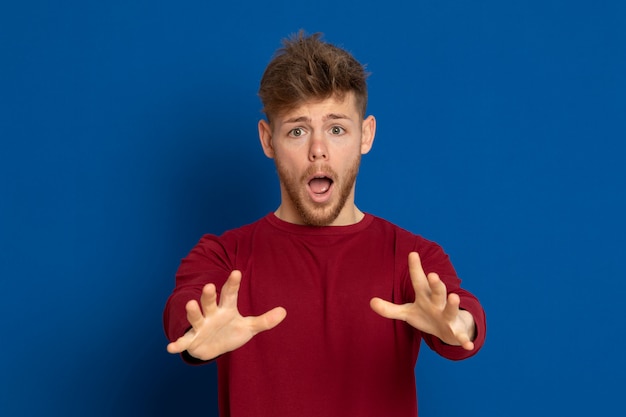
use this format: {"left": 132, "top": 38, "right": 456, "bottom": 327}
{"left": 442, "top": 292, "right": 461, "bottom": 321}
{"left": 454, "top": 329, "right": 474, "bottom": 351}
{"left": 219, "top": 270, "right": 242, "bottom": 309}
{"left": 447, "top": 292, "right": 461, "bottom": 308}
{"left": 454, "top": 308, "right": 476, "bottom": 351}
{"left": 461, "top": 340, "right": 475, "bottom": 351}
{"left": 370, "top": 297, "right": 409, "bottom": 321}
{"left": 426, "top": 272, "right": 447, "bottom": 305}
{"left": 199, "top": 283, "right": 218, "bottom": 315}
{"left": 186, "top": 299, "right": 205, "bottom": 328}
{"left": 166, "top": 332, "right": 194, "bottom": 354}
{"left": 408, "top": 252, "right": 428, "bottom": 292}
{"left": 249, "top": 306, "right": 287, "bottom": 333}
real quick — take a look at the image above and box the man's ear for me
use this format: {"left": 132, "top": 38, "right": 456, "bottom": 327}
{"left": 258, "top": 119, "right": 274, "bottom": 159}
{"left": 360, "top": 115, "right": 376, "bottom": 155}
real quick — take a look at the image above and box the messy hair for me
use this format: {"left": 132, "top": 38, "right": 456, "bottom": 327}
{"left": 258, "top": 31, "right": 369, "bottom": 123}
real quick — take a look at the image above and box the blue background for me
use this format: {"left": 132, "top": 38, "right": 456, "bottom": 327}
{"left": 1, "top": 0, "right": 624, "bottom": 416}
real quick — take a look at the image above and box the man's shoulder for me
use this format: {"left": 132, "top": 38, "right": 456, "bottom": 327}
{"left": 366, "top": 214, "right": 442, "bottom": 250}
{"left": 366, "top": 214, "right": 416, "bottom": 237}
{"left": 214, "top": 214, "right": 272, "bottom": 241}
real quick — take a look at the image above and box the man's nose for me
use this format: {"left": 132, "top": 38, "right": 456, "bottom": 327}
{"left": 308, "top": 133, "right": 328, "bottom": 161}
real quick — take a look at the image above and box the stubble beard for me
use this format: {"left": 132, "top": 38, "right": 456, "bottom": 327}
{"left": 275, "top": 155, "right": 361, "bottom": 227}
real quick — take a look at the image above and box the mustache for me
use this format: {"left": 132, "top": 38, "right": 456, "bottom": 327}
{"left": 300, "top": 164, "right": 337, "bottom": 182}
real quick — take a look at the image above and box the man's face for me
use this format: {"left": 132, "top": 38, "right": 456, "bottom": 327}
{"left": 258, "top": 92, "right": 375, "bottom": 226}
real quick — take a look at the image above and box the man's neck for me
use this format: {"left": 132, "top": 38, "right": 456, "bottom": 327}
{"left": 273, "top": 205, "right": 364, "bottom": 226}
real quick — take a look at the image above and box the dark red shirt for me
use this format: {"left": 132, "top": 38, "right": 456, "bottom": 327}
{"left": 164, "top": 213, "right": 486, "bottom": 417}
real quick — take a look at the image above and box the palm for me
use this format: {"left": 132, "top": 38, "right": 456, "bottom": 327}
{"left": 167, "top": 270, "right": 287, "bottom": 360}
{"left": 370, "top": 252, "right": 475, "bottom": 350}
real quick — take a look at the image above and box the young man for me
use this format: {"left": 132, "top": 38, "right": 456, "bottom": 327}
{"left": 163, "top": 32, "right": 486, "bottom": 417}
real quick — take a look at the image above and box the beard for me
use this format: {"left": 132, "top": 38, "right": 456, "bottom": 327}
{"left": 274, "top": 155, "right": 361, "bottom": 227}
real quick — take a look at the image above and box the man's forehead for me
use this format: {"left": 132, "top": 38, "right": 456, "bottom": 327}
{"left": 277, "top": 93, "right": 359, "bottom": 123}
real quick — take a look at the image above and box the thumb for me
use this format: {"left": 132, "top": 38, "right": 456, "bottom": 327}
{"left": 370, "top": 297, "right": 406, "bottom": 321}
{"left": 166, "top": 331, "right": 194, "bottom": 354}
{"left": 252, "top": 306, "right": 287, "bottom": 333}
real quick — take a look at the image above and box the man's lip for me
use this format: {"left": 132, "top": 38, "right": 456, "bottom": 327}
{"left": 307, "top": 172, "right": 334, "bottom": 183}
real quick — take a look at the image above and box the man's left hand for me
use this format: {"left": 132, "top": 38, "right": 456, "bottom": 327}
{"left": 370, "top": 252, "right": 476, "bottom": 351}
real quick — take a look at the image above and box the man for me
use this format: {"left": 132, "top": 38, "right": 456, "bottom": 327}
{"left": 163, "top": 31, "right": 486, "bottom": 417}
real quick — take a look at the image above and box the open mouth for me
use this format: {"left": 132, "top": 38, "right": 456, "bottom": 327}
{"left": 308, "top": 176, "right": 333, "bottom": 195}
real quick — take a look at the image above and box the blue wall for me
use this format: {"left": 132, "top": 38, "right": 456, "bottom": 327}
{"left": 1, "top": 1, "right": 624, "bottom": 416}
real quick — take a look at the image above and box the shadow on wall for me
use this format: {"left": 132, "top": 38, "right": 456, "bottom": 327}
{"left": 73, "top": 96, "right": 272, "bottom": 416}
{"left": 143, "top": 103, "right": 273, "bottom": 415}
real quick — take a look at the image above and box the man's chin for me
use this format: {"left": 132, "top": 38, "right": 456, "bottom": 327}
{"left": 297, "top": 204, "right": 341, "bottom": 227}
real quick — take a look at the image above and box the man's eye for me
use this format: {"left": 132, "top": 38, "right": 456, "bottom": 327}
{"left": 330, "top": 126, "right": 345, "bottom": 135}
{"left": 290, "top": 128, "right": 304, "bottom": 137}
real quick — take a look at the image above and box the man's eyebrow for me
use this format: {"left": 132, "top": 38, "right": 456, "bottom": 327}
{"left": 283, "top": 113, "right": 350, "bottom": 124}
{"left": 324, "top": 113, "right": 350, "bottom": 121}
{"left": 284, "top": 116, "right": 310, "bottom": 124}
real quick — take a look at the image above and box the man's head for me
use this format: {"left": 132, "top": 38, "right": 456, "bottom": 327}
{"left": 258, "top": 31, "right": 369, "bottom": 125}
{"left": 258, "top": 32, "right": 376, "bottom": 227}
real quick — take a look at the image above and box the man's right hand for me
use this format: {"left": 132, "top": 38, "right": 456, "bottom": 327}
{"left": 166, "top": 270, "right": 287, "bottom": 361}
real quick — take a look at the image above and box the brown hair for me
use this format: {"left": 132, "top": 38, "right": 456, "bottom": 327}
{"left": 258, "top": 31, "right": 369, "bottom": 123}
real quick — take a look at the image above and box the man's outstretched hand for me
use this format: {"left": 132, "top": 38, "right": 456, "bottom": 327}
{"left": 166, "top": 270, "right": 287, "bottom": 360}
{"left": 370, "top": 252, "right": 476, "bottom": 350}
